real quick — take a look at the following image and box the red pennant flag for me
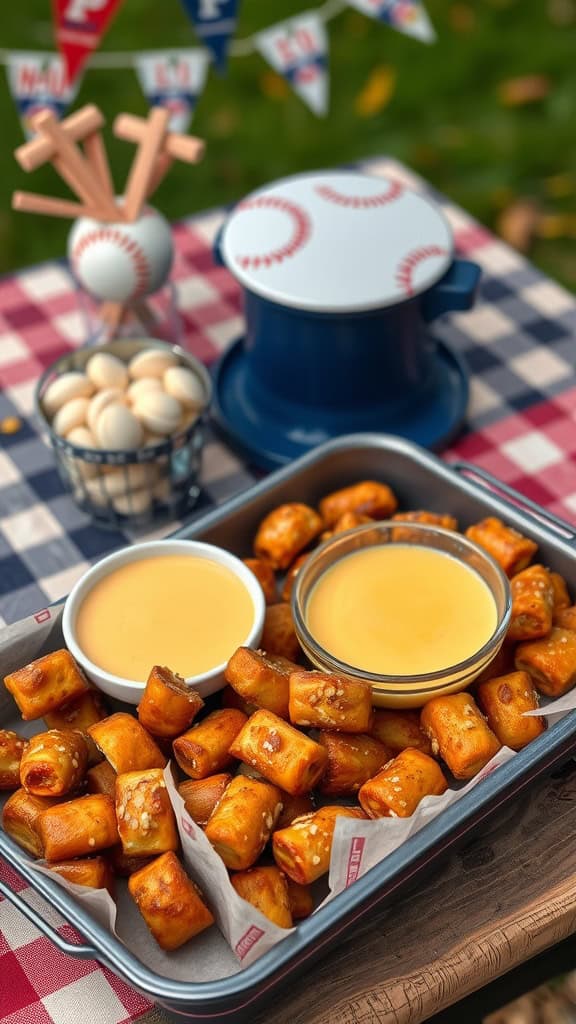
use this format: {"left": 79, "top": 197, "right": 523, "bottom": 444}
{"left": 52, "top": 0, "right": 125, "bottom": 86}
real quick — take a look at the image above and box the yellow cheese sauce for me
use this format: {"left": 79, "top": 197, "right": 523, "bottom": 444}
{"left": 306, "top": 544, "right": 497, "bottom": 676}
{"left": 76, "top": 554, "right": 255, "bottom": 681}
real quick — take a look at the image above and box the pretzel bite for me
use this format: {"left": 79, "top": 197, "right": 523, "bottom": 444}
{"left": 320, "top": 512, "right": 374, "bottom": 542}
{"left": 465, "top": 517, "right": 537, "bottom": 577}
{"left": 2, "top": 788, "right": 61, "bottom": 857}
{"left": 229, "top": 709, "right": 328, "bottom": 795}
{"left": 289, "top": 671, "right": 373, "bottom": 733}
{"left": 86, "top": 759, "right": 117, "bottom": 799}
{"left": 173, "top": 708, "right": 247, "bottom": 780}
{"left": 370, "top": 710, "right": 433, "bottom": 756}
{"left": 281, "top": 553, "right": 310, "bottom": 602}
{"left": 260, "top": 603, "right": 301, "bottom": 662}
{"left": 44, "top": 689, "right": 108, "bottom": 765}
{"left": 20, "top": 730, "right": 88, "bottom": 797}
{"left": 420, "top": 693, "right": 501, "bottom": 780}
{"left": 38, "top": 793, "right": 119, "bottom": 861}
{"left": 276, "top": 792, "right": 315, "bottom": 830}
{"left": 110, "top": 846, "right": 154, "bottom": 877}
{"left": 49, "top": 857, "right": 115, "bottom": 897}
{"left": 116, "top": 769, "right": 178, "bottom": 857}
{"left": 178, "top": 774, "right": 232, "bottom": 827}
{"left": 88, "top": 713, "right": 166, "bottom": 773}
{"left": 272, "top": 805, "right": 366, "bottom": 884}
{"left": 317, "top": 731, "right": 391, "bottom": 795}
{"left": 359, "top": 748, "right": 448, "bottom": 819}
{"left": 4, "top": 648, "right": 89, "bottom": 720}
{"left": 243, "top": 558, "right": 277, "bottom": 604}
{"left": 550, "top": 572, "right": 571, "bottom": 616}
{"left": 476, "top": 671, "right": 546, "bottom": 750}
{"left": 254, "top": 503, "right": 322, "bottom": 570}
{"left": 221, "top": 685, "right": 259, "bottom": 717}
{"left": 205, "top": 775, "right": 282, "bottom": 870}
{"left": 475, "top": 644, "right": 516, "bottom": 686}
{"left": 231, "top": 866, "right": 293, "bottom": 928}
{"left": 507, "top": 565, "right": 554, "bottom": 643}
{"left": 391, "top": 510, "right": 458, "bottom": 530}
{"left": 319, "top": 481, "right": 398, "bottom": 527}
{"left": 0, "top": 729, "right": 27, "bottom": 790}
{"left": 554, "top": 605, "right": 576, "bottom": 631}
{"left": 286, "top": 879, "right": 314, "bottom": 920}
{"left": 225, "top": 648, "right": 298, "bottom": 719}
{"left": 515, "top": 627, "right": 576, "bottom": 697}
{"left": 137, "top": 665, "right": 204, "bottom": 739}
{"left": 128, "top": 851, "right": 214, "bottom": 951}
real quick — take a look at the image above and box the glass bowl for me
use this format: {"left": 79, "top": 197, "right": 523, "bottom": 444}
{"left": 292, "top": 521, "right": 512, "bottom": 708}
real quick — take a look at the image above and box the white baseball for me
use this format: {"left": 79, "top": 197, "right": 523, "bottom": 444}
{"left": 67, "top": 206, "right": 174, "bottom": 303}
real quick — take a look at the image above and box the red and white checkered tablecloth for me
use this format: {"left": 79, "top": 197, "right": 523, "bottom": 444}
{"left": 1, "top": 157, "right": 576, "bottom": 1024}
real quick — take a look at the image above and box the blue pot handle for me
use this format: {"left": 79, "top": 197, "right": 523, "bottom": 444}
{"left": 422, "top": 258, "right": 481, "bottom": 322}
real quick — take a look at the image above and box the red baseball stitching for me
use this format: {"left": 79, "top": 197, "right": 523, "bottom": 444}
{"left": 234, "top": 196, "right": 311, "bottom": 270}
{"left": 71, "top": 227, "right": 151, "bottom": 299}
{"left": 395, "top": 245, "right": 448, "bottom": 298}
{"left": 315, "top": 180, "right": 404, "bottom": 208}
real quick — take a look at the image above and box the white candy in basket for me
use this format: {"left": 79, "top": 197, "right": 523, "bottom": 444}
{"left": 86, "top": 352, "right": 129, "bottom": 391}
{"left": 129, "top": 348, "right": 178, "bottom": 380}
{"left": 67, "top": 425, "right": 96, "bottom": 448}
{"left": 43, "top": 372, "right": 94, "bottom": 417}
{"left": 96, "top": 403, "right": 143, "bottom": 450}
{"left": 52, "top": 396, "right": 91, "bottom": 437}
{"left": 164, "top": 365, "right": 205, "bottom": 410}
{"left": 87, "top": 388, "right": 126, "bottom": 436}
{"left": 102, "top": 464, "right": 158, "bottom": 496}
{"left": 112, "top": 488, "right": 153, "bottom": 515}
{"left": 126, "top": 377, "right": 162, "bottom": 404}
{"left": 132, "top": 391, "right": 182, "bottom": 435}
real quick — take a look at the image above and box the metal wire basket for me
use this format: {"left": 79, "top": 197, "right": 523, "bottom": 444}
{"left": 35, "top": 338, "right": 211, "bottom": 529}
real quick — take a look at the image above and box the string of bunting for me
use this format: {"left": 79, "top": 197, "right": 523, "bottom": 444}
{"left": 3, "top": 0, "right": 435, "bottom": 136}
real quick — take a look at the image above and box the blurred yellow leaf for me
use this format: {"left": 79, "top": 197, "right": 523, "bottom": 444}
{"left": 209, "top": 107, "right": 240, "bottom": 137}
{"left": 260, "top": 71, "right": 289, "bottom": 101}
{"left": 0, "top": 416, "right": 22, "bottom": 435}
{"left": 497, "top": 199, "right": 540, "bottom": 251}
{"left": 536, "top": 213, "right": 576, "bottom": 238}
{"left": 548, "top": 0, "right": 576, "bottom": 25}
{"left": 449, "top": 4, "right": 476, "bottom": 32}
{"left": 498, "top": 75, "right": 550, "bottom": 106}
{"left": 544, "top": 172, "right": 575, "bottom": 197}
{"left": 355, "top": 66, "right": 397, "bottom": 118}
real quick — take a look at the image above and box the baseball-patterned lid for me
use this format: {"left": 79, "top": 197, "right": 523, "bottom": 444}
{"left": 220, "top": 171, "right": 454, "bottom": 313}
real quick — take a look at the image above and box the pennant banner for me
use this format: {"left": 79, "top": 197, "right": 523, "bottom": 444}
{"left": 135, "top": 49, "right": 209, "bottom": 133}
{"left": 6, "top": 53, "right": 80, "bottom": 138}
{"left": 346, "top": 0, "right": 435, "bottom": 43}
{"left": 52, "top": 0, "right": 126, "bottom": 86}
{"left": 179, "top": 0, "right": 239, "bottom": 73}
{"left": 256, "top": 13, "right": 329, "bottom": 117}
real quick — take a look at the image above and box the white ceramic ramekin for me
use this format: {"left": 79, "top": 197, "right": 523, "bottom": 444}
{"left": 62, "top": 539, "right": 265, "bottom": 704}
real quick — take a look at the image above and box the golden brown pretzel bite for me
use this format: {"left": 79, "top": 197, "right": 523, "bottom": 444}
{"left": 38, "top": 793, "right": 119, "bottom": 861}
{"left": 260, "top": 603, "right": 301, "bottom": 662}
{"left": 391, "top": 510, "right": 458, "bottom": 530}
{"left": 320, "top": 512, "right": 374, "bottom": 542}
{"left": 225, "top": 647, "right": 297, "bottom": 719}
{"left": 4, "top": 648, "right": 89, "bottom": 720}
{"left": 317, "top": 731, "right": 391, "bottom": 795}
{"left": 476, "top": 671, "right": 546, "bottom": 750}
{"left": 507, "top": 565, "right": 554, "bottom": 643}
{"left": 221, "top": 685, "right": 259, "bottom": 717}
{"left": 229, "top": 709, "right": 328, "bottom": 795}
{"left": 44, "top": 689, "right": 108, "bottom": 765}
{"left": 178, "top": 774, "right": 232, "bottom": 827}
{"left": 109, "top": 847, "right": 154, "bottom": 877}
{"left": 420, "top": 693, "right": 501, "bottom": 779}
{"left": 465, "top": 517, "right": 537, "bottom": 577}
{"left": 0, "top": 729, "right": 26, "bottom": 790}
{"left": 254, "top": 503, "right": 322, "bottom": 570}
{"left": 204, "top": 775, "right": 282, "bottom": 870}
{"left": 137, "top": 665, "right": 204, "bottom": 739}
{"left": 358, "top": 748, "right": 448, "bottom": 818}
{"left": 231, "top": 866, "right": 293, "bottom": 928}
{"left": 243, "top": 558, "right": 277, "bottom": 604}
{"left": 554, "top": 605, "right": 576, "bottom": 631}
{"left": 550, "top": 571, "right": 571, "bottom": 617}
{"left": 281, "top": 553, "right": 310, "bottom": 602}
{"left": 319, "top": 481, "right": 398, "bottom": 527}
{"left": 173, "top": 708, "right": 247, "bottom": 780}
{"left": 272, "top": 806, "right": 366, "bottom": 885}
{"left": 128, "top": 851, "right": 214, "bottom": 951}
{"left": 86, "top": 759, "right": 117, "bottom": 799}
{"left": 20, "top": 730, "right": 88, "bottom": 797}
{"left": 49, "top": 857, "right": 115, "bottom": 897}
{"left": 88, "top": 713, "right": 166, "bottom": 773}
{"left": 275, "top": 791, "right": 315, "bottom": 830}
{"left": 370, "top": 709, "right": 433, "bottom": 756}
{"left": 515, "top": 627, "right": 576, "bottom": 697}
{"left": 2, "top": 788, "right": 61, "bottom": 857}
{"left": 289, "top": 670, "right": 373, "bottom": 733}
{"left": 116, "top": 768, "right": 178, "bottom": 857}
{"left": 286, "top": 879, "right": 313, "bottom": 920}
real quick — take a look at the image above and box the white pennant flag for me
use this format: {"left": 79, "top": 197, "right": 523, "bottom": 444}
{"left": 347, "top": 0, "right": 436, "bottom": 43}
{"left": 135, "top": 49, "right": 210, "bottom": 133}
{"left": 6, "top": 52, "right": 80, "bottom": 138}
{"left": 255, "top": 12, "right": 329, "bottom": 117}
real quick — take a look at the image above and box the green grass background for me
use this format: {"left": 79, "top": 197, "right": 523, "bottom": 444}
{"left": 1, "top": 0, "right": 575, "bottom": 287}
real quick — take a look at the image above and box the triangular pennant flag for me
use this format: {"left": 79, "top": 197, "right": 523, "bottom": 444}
{"left": 347, "top": 0, "right": 436, "bottom": 43}
{"left": 6, "top": 52, "right": 80, "bottom": 139}
{"left": 135, "top": 49, "right": 209, "bottom": 133}
{"left": 255, "top": 12, "right": 329, "bottom": 117}
{"left": 52, "top": 0, "right": 126, "bottom": 86}
{"left": 179, "top": 0, "right": 239, "bottom": 73}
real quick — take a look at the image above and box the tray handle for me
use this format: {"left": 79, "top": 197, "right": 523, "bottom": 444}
{"left": 452, "top": 461, "right": 576, "bottom": 547}
{"left": 0, "top": 878, "right": 98, "bottom": 960}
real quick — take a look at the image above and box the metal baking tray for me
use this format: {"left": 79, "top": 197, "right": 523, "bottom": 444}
{"left": 2, "top": 433, "right": 576, "bottom": 1023}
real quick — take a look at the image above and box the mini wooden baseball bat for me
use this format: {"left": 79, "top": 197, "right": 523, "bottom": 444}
{"left": 15, "top": 106, "right": 105, "bottom": 172}
{"left": 12, "top": 191, "right": 97, "bottom": 219}
{"left": 121, "top": 107, "right": 170, "bottom": 223}
{"left": 113, "top": 113, "right": 205, "bottom": 164}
